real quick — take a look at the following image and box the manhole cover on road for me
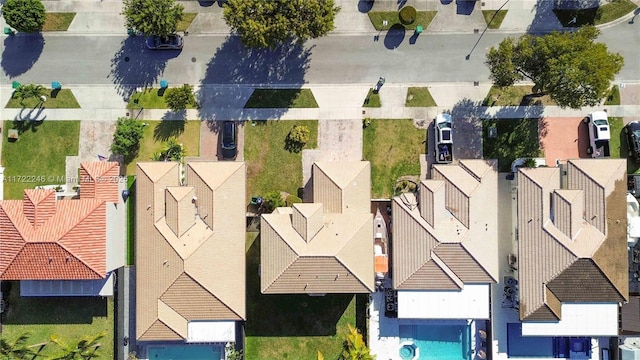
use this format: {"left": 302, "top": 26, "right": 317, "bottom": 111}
{"left": 124, "top": 56, "right": 130, "bottom": 62}
{"left": 191, "top": 57, "right": 196, "bottom": 63}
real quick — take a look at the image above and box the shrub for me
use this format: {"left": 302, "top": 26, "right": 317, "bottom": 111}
{"left": 399, "top": 6, "right": 416, "bottom": 25}
{"left": 285, "top": 125, "right": 310, "bottom": 153}
{"left": 111, "top": 118, "right": 146, "bottom": 163}
{"left": 263, "top": 191, "right": 285, "bottom": 213}
{"left": 165, "top": 84, "right": 196, "bottom": 111}
{"left": 2, "top": 0, "right": 46, "bottom": 32}
{"left": 285, "top": 194, "right": 302, "bottom": 206}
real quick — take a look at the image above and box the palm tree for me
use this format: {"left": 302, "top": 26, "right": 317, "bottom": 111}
{"left": 0, "top": 331, "right": 42, "bottom": 359}
{"left": 49, "top": 332, "right": 105, "bottom": 360}
{"left": 13, "top": 84, "right": 46, "bottom": 107}
{"left": 341, "top": 324, "right": 375, "bottom": 360}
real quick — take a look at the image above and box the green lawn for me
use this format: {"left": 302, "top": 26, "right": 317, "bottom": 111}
{"left": 363, "top": 119, "right": 426, "bottom": 198}
{"left": 43, "top": 12, "right": 76, "bottom": 31}
{"left": 1, "top": 284, "right": 114, "bottom": 359}
{"left": 553, "top": 0, "right": 637, "bottom": 26}
{"left": 177, "top": 13, "right": 197, "bottom": 32}
{"left": 482, "top": 10, "right": 508, "bottom": 29}
{"left": 244, "top": 120, "right": 318, "bottom": 203}
{"left": 609, "top": 116, "right": 623, "bottom": 159}
{"left": 127, "top": 176, "right": 136, "bottom": 265}
{"left": 368, "top": 11, "right": 437, "bottom": 30}
{"left": 604, "top": 85, "right": 621, "bottom": 105}
{"left": 127, "top": 88, "right": 198, "bottom": 110}
{"left": 125, "top": 120, "right": 200, "bottom": 175}
{"left": 2, "top": 121, "right": 80, "bottom": 200}
{"left": 6, "top": 89, "right": 80, "bottom": 109}
{"left": 405, "top": 87, "right": 437, "bottom": 107}
{"left": 482, "top": 86, "right": 557, "bottom": 106}
{"left": 483, "top": 118, "right": 541, "bottom": 172}
{"left": 363, "top": 88, "right": 381, "bottom": 108}
{"left": 244, "top": 89, "right": 319, "bottom": 108}
{"left": 244, "top": 232, "right": 366, "bottom": 360}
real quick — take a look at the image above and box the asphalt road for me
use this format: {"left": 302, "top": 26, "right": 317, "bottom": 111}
{"left": 0, "top": 21, "right": 638, "bottom": 87}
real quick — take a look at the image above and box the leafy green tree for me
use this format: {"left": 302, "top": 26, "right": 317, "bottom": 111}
{"left": 111, "top": 118, "right": 146, "bottom": 163}
{"left": 13, "top": 84, "right": 46, "bottom": 106}
{"left": 49, "top": 332, "right": 105, "bottom": 360}
{"left": 341, "top": 324, "right": 375, "bottom": 360}
{"left": 0, "top": 332, "right": 43, "bottom": 359}
{"left": 485, "top": 26, "right": 623, "bottom": 109}
{"left": 285, "top": 125, "right": 310, "bottom": 153}
{"left": 165, "top": 84, "right": 196, "bottom": 111}
{"left": 223, "top": 0, "right": 340, "bottom": 48}
{"left": 122, "top": 0, "right": 184, "bottom": 38}
{"left": 2, "top": 0, "right": 46, "bottom": 33}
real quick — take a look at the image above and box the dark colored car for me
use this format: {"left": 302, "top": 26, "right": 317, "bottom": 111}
{"left": 146, "top": 34, "right": 184, "bottom": 50}
{"left": 221, "top": 121, "right": 237, "bottom": 160}
{"left": 625, "top": 121, "right": 640, "bottom": 163}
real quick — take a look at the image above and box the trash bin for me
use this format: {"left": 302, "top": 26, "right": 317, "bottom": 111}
{"left": 160, "top": 80, "right": 169, "bottom": 89}
{"left": 3, "top": 27, "right": 14, "bottom": 35}
{"left": 52, "top": 81, "right": 62, "bottom": 90}
{"left": 415, "top": 25, "right": 423, "bottom": 34}
{"left": 11, "top": 81, "right": 21, "bottom": 89}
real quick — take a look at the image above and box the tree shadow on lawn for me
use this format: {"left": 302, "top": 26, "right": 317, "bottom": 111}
{"left": 154, "top": 117, "right": 186, "bottom": 141}
{"left": 108, "top": 36, "right": 181, "bottom": 102}
{"left": 3, "top": 283, "right": 107, "bottom": 325}
{"left": 12, "top": 118, "right": 44, "bottom": 134}
{"left": 451, "top": 98, "right": 544, "bottom": 170}
{"left": 245, "top": 235, "right": 353, "bottom": 337}
{"left": 1, "top": 34, "right": 45, "bottom": 78}
{"left": 197, "top": 37, "right": 312, "bottom": 121}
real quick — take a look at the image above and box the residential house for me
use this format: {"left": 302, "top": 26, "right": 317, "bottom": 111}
{"left": 0, "top": 161, "right": 125, "bottom": 296}
{"left": 135, "top": 161, "right": 246, "bottom": 345}
{"left": 260, "top": 161, "right": 374, "bottom": 294}
{"left": 391, "top": 159, "right": 499, "bottom": 320}
{"left": 499, "top": 158, "right": 627, "bottom": 359}
{"left": 516, "top": 159, "right": 627, "bottom": 336}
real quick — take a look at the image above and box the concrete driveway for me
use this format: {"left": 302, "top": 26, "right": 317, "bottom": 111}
{"left": 199, "top": 120, "right": 245, "bottom": 161}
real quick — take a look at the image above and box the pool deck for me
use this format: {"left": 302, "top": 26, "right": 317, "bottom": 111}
{"left": 368, "top": 290, "right": 478, "bottom": 360}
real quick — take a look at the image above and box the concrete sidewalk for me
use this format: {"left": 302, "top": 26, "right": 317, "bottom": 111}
{"left": 28, "top": 0, "right": 556, "bottom": 36}
{"left": 13, "top": 0, "right": 635, "bottom": 36}
{"left": 2, "top": 82, "right": 639, "bottom": 122}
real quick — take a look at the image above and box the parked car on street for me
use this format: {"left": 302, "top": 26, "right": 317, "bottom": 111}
{"left": 146, "top": 34, "right": 184, "bottom": 50}
{"left": 583, "top": 111, "right": 610, "bottom": 158}
{"left": 625, "top": 121, "right": 640, "bottom": 163}
{"left": 434, "top": 113, "right": 453, "bottom": 164}
{"left": 221, "top": 121, "right": 237, "bottom": 160}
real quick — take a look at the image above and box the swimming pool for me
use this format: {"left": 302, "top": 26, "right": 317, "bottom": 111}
{"left": 400, "top": 323, "right": 471, "bottom": 360}
{"left": 147, "top": 344, "right": 223, "bottom": 360}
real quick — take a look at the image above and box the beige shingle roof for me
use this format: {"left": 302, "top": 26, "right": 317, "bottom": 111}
{"left": 392, "top": 159, "right": 499, "bottom": 290}
{"left": 136, "top": 161, "right": 246, "bottom": 341}
{"left": 261, "top": 161, "right": 374, "bottom": 294}
{"left": 517, "top": 159, "right": 627, "bottom": 321}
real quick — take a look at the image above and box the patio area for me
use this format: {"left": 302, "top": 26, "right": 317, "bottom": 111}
{"left": 539, "top": 117, "right": 586, "bottom": 165}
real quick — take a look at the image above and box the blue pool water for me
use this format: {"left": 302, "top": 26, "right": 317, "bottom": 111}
{"left": 147, "top": 344, "right": 222, "bottom": 360}
{"left": 400, "top": 324, "right": 471, "bottom": 360}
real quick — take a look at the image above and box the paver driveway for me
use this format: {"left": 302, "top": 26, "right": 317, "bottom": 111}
{"left": 539, "top": 117, "right": 588, "bottom": 165}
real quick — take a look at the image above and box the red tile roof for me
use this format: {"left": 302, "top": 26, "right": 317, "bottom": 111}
{"left": 80, "top": 162, "right": 120, "bottom": 204}
{"left": 0, "top": 188, "right": 107, "bottom": 280}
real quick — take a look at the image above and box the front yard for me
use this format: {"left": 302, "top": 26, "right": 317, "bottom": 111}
{"left": 482, "top": 118, "right": 541, "bottom": 172}
{"left": 244, "top": 120, "right": 318, "bottom": 203}
{"left": 2, "top": 120, "right": 80, "bottom": 200}
{"left": 363, "top": 119, "right": 426, "bottom": 198}
{"left": 125, "top": 120, "right": 200, "bottom": 175}
{"left": 1, "top": 283, "right": 114, "bottom": 359}
{"left": 244, "top": 232, "right": 366, "bottom": 360}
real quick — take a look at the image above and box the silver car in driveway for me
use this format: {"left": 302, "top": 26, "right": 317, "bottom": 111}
{"left": 146, "top": 34, "right": 184, "bottom": 50}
